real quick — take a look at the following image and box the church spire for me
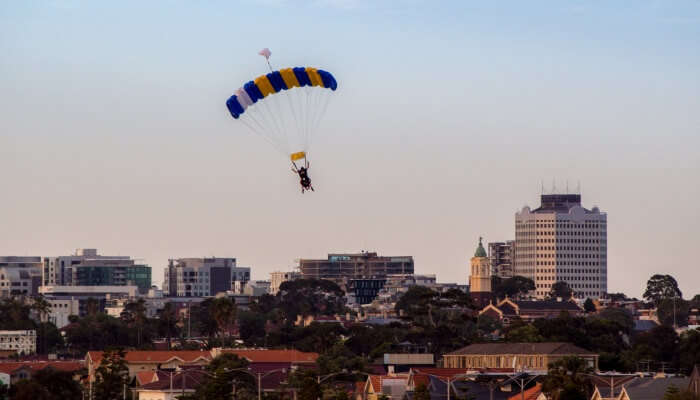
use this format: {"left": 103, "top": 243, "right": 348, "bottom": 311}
{"left": 474, "top": 236, "right": 487, "bottom": 258}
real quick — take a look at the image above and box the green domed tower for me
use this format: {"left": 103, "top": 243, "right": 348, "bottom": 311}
{"left": 469, "top": 237, "right": 491, "bottom": 307}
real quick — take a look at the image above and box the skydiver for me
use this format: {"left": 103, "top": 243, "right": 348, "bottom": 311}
{"left": 292, "top": 160, "right": 314, "bottom": 193}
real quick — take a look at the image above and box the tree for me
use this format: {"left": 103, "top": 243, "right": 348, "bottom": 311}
{"left": 643, "top": 274, "right": 682, "bottom": 306}
{"left": 316, "top": 343, "right": 367, "bottom": 375}
{"left": 606, "top": 292, "right": 629, "bottom": 302}
{"left": 542, "top": 356, "right": 593, "bottom": 400}
{"left": 584, "top": 298, "right": 596, "bottom": 313}
{"left": 9, "top": 368, "right": 83, "bottom": 400}
{"left": 657, "top": 298, "right": 690, "bottom": 327}
{"left": 597, "top": 308, "right": 634, "bottom": 334}
{"left": 395, "top": 286, "right": 440, "bottom": 326}
{"left": 187, "top": 354, "right": 254, "bottom": 400}
{"left": 476, "top": 314, "right": 501, "bottom": 335}
{"left": 94, "top": 349, "right": 130, "bottom": 400}
{"left": 288, "top": 369, "right": 322, "bottom": 400}
{"left": 277, "top": 279, "right": 346, "bottom": 321}
{"left": 678, "top": 329, "right": 700, "bottom": 374}
{"left": 157, "top": 302, "right": 179, "bottom": 348}
{"left": 211, "top": 297, "right": 237, "bottom": 339}
{"left": 549, "top": 281, "right": 573, "bottom": 299}
{"left": 413, "top": 384, "right": 431, "bottom": 400}
{"left": 505, "top": 324, "right": 543, "bottom": 342}
{"left": 492, "top": 276, "right": 535, "bottom": 300}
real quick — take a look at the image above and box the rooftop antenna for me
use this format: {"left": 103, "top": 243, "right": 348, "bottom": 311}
{"left": 566, "top": 180, "right": 569, "bottom": 194}
{"left": 540, "top": 180, "right": 544, "bottom": 195}
{"left": 576, "top": 180, "right": 581, "bottom": 195}
{"left": 552, "top": 178, "right": 557, "bottom": 194}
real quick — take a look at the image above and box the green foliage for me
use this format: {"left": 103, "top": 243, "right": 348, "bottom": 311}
{"left": 156, "top": 302, "right": 180, "bottom": 346}
{"left": 678, "top": 329, "right": 700, "bottom": 374}
{"left": 476, "top": 314, "right": 501, "bottom": 334}
{"left": 491, "top": 276, "right": 535, "bottom": 300}
{"left": 549, "top": 281, "right": 573, "bottom": 299}
{"left": 317, "top": 343, "right": 367, "bottom": 375}
{"left": 187, "top": 354, "right": 255, "bottom": 400}
{"left": 413, "top": 383, "right": 431, "bottom": 400}
{"left": 238, "top": 310, "right": 268, "bottom": 345}
{"left": 505, "top": 324, "right": 543, "bottom": 342}
{"left": 644, "top": 274, "right": 682, "bottom": 306}
{"left": 395, "top": 286, "right": 440, "bottom": 325}
{"left": 584, "top": 298, "right": 596, "bottom": 313}
{"left": 288, "top": 369, "right": 322, "bottom": 400}
{"left": 94, "top": 349, "right": 131, "bottom": 400}
{"left": 597, "top": 308, "right": 635, "bottom": 333}
{"left": 277, "top": 279, "right": 346, "bottom": 320}
{"left": 657, "top": 298, "right": 690, "bottom": 327}
{"left": 7, "top": 367, "right": 83, "bottom": 400}
{"left": 0, "top": 298, "right": 63, "bottom": 355}
{"left": 542, "top": 356, "right": 593, "bottom": 400}
{"left": 211, "top": 297, "right": 237, "bottom": 338}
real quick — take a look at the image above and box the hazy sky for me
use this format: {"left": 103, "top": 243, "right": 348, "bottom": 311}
{"left": 1, "top": 1, "right": 698, "bottom": 298}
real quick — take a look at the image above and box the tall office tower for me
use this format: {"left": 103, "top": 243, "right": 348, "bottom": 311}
{"left": 298, "top": 251, "right": 414, "bottom": 286}
{"left": 488, "top": 241, "right": 515, "bottom": 279}
{"left": 514, "top": 194, "right": 607, "bottom": 299}
{"left": 163, "top": 257, "right": 250, "bottom": 297}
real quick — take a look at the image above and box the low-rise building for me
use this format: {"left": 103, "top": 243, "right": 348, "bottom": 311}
{"left": 442, "top": 342, "right": 598, "bottom": 372}
{"left": 0, "top": 360, "right": 84, "bottom": 385}
{"left": 299, "top": 252, "right": 414, "bottom": 286}
{"left": 163, "top": 257, "right": 250, "bottom": 297}
{"left": 0, "top": 256, "right": 42, "bottom": 298}
{"left": 133, "top": 369, "right": 207, "bottom": 400}
{"left": 40, "top": 285, "right": 138, "bottom": 316}
{"left": 479, "top": 298, "right": 583, "bottom": 324}
{"left": 0, "top": 331, "right": 36, "bottom": 355}
{"left": 269, "top": 271, "right": 300, "bottom": 295}
{"left": 43, "top": 249, "right": 151, "bottom": 293}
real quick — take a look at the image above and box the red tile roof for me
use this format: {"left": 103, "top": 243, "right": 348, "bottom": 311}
{"left": 0, "top": 361, "right": 84, "bottom": 375}
{"left": 219, "top": 349, "right": 318, "bottom": 364}
{"left": 508, "top": 383, "right": 542, "bottom": 400}
{"left": 87, "top": 351, "right": 211, "bottom": 365}
{"left": 136, "top": 371, "right": 158, "bottom": 385}
{"left": 137, "top": 370, "right": 207, "bottom": 391}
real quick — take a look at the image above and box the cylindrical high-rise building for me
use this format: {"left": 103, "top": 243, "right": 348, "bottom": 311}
{"left": 514, "top": 194, "right": 607, "bottom": 299}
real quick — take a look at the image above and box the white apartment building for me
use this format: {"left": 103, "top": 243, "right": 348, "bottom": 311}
{"left": 0, "top": 330, "right": 36, "bottom": 355}
{"left": 515, "top": 193, "right": 607, "bottom": 299}
{"left": 45, "top": 298, "right": 80, "bottom": 328}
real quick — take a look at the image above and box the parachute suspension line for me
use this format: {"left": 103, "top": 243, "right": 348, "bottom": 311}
{"left": 239, "top": 117, "right": 286, "bottom": 155}
{"left": 244, "top": 108, "right": 284, "bottom": 154}
{"left": 242, "top": 107, "right": 287, "bottom": 155}
{"left": 268, "top": 92, "right": 291, "bottom": 154}
{"left": 286, "top": 88, "right": 303, "bottom": 152}
{"left": 309, "top": 90, "right": 332, "bottom": 146}
{"left": 303, "top": 86, "right": 314, "bottom": 152}
{"left": 256, "top": 95, "right": 289, "bottom": 154}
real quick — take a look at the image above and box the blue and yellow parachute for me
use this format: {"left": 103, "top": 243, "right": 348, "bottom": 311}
{"left": 226, "top": 67, "right": 337, "bottom": 119}
{"left": 226, "top": 67, "right": 337, "bottom": 163}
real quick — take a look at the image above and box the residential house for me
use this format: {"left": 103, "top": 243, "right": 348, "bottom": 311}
{"left": 86, "top": 351, "right": 211, "bottom": 382}
{"left": 479, "top": 298, "right": 583, "bottom": 325}
{"left": 590, "top": 376, "right": 690, "bottom": 400}
{"left": 132, "top": 369, "right": 207, "bottom": 400}
{"left": 0, "top": 360, "right": 84, "bottom": 385}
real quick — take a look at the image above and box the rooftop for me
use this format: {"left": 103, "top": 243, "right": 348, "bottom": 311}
{"left": 445, "top": 342, "right": 595, "bottom": 356}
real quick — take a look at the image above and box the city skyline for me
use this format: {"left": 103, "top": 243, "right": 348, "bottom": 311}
{"left": 1, "top": 1, "right": 699, "bottom": 299}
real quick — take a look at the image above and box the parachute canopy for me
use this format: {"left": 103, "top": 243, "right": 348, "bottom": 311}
{"left": 226, "top": 67, "right": 337, "bottom": 161}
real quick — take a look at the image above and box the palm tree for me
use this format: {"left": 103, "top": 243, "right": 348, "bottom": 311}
{"left": 211, "top": 297, "right": 237, "bottom": 340}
